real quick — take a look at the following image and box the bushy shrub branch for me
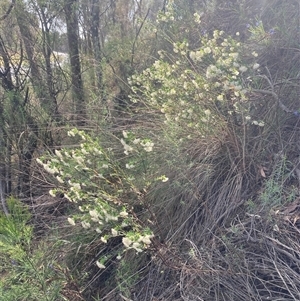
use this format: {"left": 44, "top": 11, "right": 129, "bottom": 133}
{"left": 130, "top": 15, "right": 264, "bottom": 140}
{"left": 37, "top": 129, "right": 169, "bottom": 267}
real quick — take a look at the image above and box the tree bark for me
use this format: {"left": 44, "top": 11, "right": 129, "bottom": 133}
{"left": 64, "top": 0, "right": 86, "bottom": 126}
{"left": 90, "top": 0, "right": 104, "bottom": 97}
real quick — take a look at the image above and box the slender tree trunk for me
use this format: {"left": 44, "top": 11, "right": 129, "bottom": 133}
{"left": 64, "top": 0, "right": 86, "bottom": 126}
{"left": 0, "top": 175, "right": 9, "bottom": 216}
{"left": 90, "top": 0, "right": 104, "bottom": 97}
{"left": 80, "top": 1, "right": 96, "bottom": 93}
{"left": 40, "top": 8, "right": 60, "bottom": 120}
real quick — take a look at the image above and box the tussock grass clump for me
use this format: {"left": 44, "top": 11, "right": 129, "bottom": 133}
{"left": 119, "top": 2, "right": 300, "bottom": 300}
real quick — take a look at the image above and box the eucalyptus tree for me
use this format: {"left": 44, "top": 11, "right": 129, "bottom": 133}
{"left": 27, "top": 0, "right": 64, "bottom": 121}
{"left": 0, "top": 0, "right": 66, "bottom": 198}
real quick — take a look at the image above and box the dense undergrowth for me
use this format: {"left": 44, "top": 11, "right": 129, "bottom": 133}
{"left": 1, "top": 0, "right": 300, "bottom": 300}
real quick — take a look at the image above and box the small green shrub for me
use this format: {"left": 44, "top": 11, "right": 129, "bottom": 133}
{"left": 0, "top": 197, "right": 32, "bottom": 262}
{"left": 260, "top": 156, "right": 296, "bottom": 209}
{"left": 0, "top": 197, "right": 65, "bottom": 301}
{"left": 116, "top": 255, "right": 141, "bottom": 298}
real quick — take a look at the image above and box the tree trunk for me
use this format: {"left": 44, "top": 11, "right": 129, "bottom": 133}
{"left": 39, "top": 7, "right": 60, "bottom": 120}
{"left": 64, "top": 0, "right": 86, "bottom": 126}
{"left": 90, "top": 0, "right": 104, "bottom": 98}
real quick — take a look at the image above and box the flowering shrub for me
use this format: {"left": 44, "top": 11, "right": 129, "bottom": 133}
{"left": 37, "top": 129, "right": 165, "bottom": 267}
{"left": 129, "top": 15, "right": 264, "bottom": 137}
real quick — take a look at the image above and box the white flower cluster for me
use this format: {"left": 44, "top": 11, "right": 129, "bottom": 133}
{"left": 156, "top": 4, "right": 175, "bottom": 23}
{"left": 121, "top": 138, "right": 134, "bottom": 155}
{"left": 121, "top": 132, "right": 154, "bottom": 155}
{"left": 88, "top": 206, "right": 118, "bottom": 224}
{"left": 252, "top": 120, "right": 265, "bottom": 127}
{"left": 122, "top": 233, "right": 154, "bottom": 253}
{"left": 140, "top": 141, "right": 154, "bottom": 152}
{"left": 189, "top": 50, "right": 204, "bottom": 62}
{"left": 36, "top": 158, "right": 59, "bottom": 175}
{"left": 206, "top": 64, "right": 222, "bottom": 79}
{"left": 95, "top": 232, "right": 154, "bottom": 269}
{"left": 96, "top": 260, "right": 106, "bottom": 269}
{"left": 194, "top": 12, "right": 201, "bottom": 24}
{"left": 173, "top": 41, "right": 189, "bottom": 56}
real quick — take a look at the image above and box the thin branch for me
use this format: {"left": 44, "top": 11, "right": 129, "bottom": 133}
{"left": 0, "top": 0, "right": 16, "bottom": 22}
{"left": 252, "top": 72, "right": 294, "bottom": 113}
{"left": 131, "top": 8, "right": 150, "bottom": 66}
